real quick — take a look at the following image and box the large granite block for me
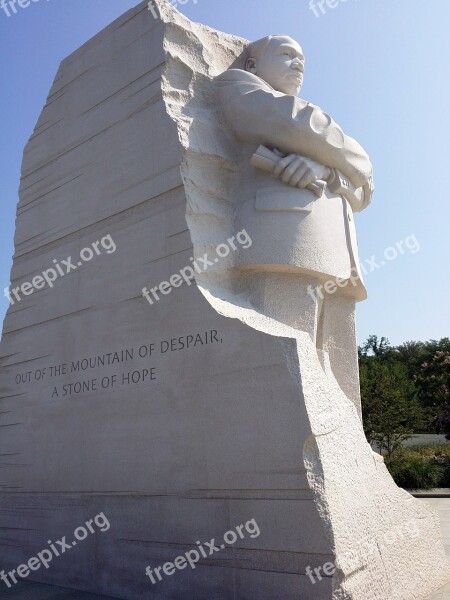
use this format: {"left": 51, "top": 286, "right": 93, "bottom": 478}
{"left": 0, "top": 1, "right": 448, "bottom": 599}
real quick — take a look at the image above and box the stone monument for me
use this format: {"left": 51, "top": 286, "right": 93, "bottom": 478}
{"left": 0, "top": 1, "right": 448, "bottom": 599}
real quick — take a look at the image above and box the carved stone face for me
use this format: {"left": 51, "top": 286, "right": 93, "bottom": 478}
{"left": 247, "top": 36, "right": 305, "bottom": 96}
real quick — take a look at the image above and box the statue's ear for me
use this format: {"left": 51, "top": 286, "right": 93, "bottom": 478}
{"left": 245, "top": 57, "right": 257, "bottom": 74}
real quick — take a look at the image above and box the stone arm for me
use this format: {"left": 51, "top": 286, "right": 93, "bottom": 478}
{"left": 216, "top": 69, "right": 373, "bottom": 208}
{"left": 327, "top": 168, "right": 374, "bottom": 212}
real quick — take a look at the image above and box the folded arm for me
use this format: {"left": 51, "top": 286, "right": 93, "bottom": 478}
{"left": 269, "top": 151, "right": 373, "bottom": 212}
{"left": 216, "top": 69, "right": 373, "bottom": 199}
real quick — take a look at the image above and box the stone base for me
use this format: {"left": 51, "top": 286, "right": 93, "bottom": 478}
{"left": 0, "top": 492, "right": 334, "bottom": 600}
{"left": 0, "top": 2, "right": 448, "bottom": 599}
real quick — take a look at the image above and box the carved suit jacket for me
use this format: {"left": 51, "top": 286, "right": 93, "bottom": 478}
{"left": 215, "top": 69, "right": 374, "bottom": 301}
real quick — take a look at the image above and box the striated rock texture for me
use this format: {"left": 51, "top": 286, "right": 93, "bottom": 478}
{"left": 0, "top": 1, "right": 447, "bottom": 599}
{"left": 0, "top": 3, "right": 332, "bottom": 599}
{"left": 159, "top": 1, "right": 450, "bottom": 599}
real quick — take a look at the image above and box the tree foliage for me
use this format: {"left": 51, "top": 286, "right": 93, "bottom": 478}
{"left": 360, "top": 360, "right": 424, "bottom": 456}
{"left": 414, "top": 350, "right": 450, "bottom": 432}
{"left": 359, "top": 336, "right": 450, "bottom": 442}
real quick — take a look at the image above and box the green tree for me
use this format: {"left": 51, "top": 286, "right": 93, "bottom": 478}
{"left": 359, "top": 335, "right": 393, "bottom": 360}
{"left": 414, "top": 350, "right": 450, "bottom": 433}
{"left": 394, "top": 341, "right": 426, "bottom": 378}
{"left": 359, "top": 336, "right": 450, "bottom": 434}
{"left": 360, "top": 360, "right": 424, "bottom": 457}
{"left": 396, "top": 338, "right": 450, "bottom": 379}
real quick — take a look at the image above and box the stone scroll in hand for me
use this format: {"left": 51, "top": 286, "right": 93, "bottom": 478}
{"left": 251, "top": 145, "right": 327, "bottom": 198}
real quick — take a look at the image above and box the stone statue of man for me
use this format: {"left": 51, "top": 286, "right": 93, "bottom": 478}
{"left": 216, "top": 35, "right": 374, "bottom": 413}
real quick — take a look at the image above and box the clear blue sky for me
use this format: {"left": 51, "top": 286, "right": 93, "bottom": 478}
{"left": 1, "top": 0, "right": 449, "bottom": 346}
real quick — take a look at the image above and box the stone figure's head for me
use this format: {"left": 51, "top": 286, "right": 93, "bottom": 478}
{"left": 245, "top": 35, "right": 305, "bottom": 96}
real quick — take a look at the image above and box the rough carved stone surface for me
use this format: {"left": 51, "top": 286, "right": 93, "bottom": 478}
{"left": 0, "top": 1, "right": 448, "bottom": 599}
{"left": 160, "top": 1, "right": 450, "bottom": 599}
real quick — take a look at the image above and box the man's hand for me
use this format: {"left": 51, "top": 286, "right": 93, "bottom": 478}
{"left": 273, "top": 154, "right": 331, "bottom": 189}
